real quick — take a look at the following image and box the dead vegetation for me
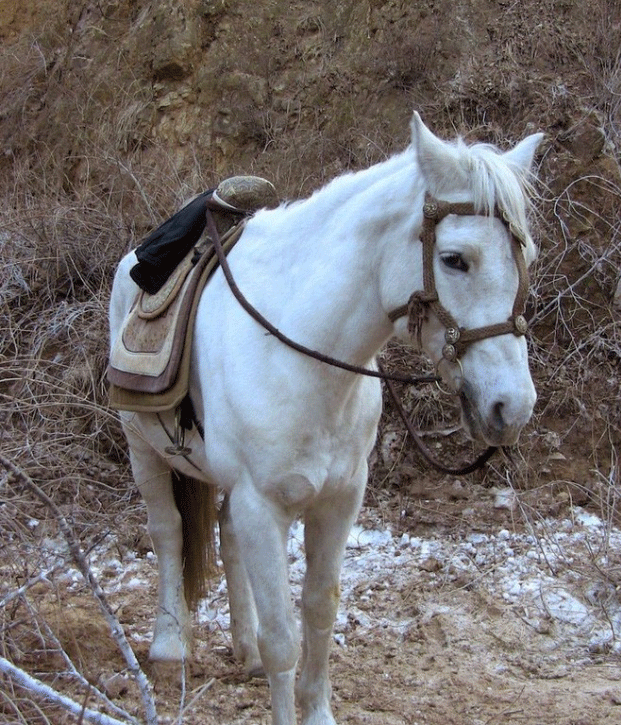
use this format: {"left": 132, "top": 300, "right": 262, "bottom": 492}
{"left": 1, "top": 0, "right": 621, "bottom": 722}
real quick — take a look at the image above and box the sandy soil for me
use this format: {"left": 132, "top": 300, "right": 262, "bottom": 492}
{"left": 11, "top": 483, "right": 619, "bottom": 725}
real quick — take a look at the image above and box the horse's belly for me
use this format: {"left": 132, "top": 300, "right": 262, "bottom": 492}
{"left": 120, "top": 410, "right": 212, "bottom": 484}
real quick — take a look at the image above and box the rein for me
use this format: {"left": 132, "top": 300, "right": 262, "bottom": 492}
{"left": 203, "top": 195, "right": 529, "bottom": 475}
{"left": 378, "top": 360, "right": 498, "bottom": 475}
{"left": 204, "top": 201, "right": 438, "bottom": 387}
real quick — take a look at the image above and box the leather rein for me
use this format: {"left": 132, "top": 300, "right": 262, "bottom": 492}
{"left": 204, "top": 200, "right": 438, "bottom": 387}
{"left": 204, "top": 193, "right": 530, "bottom": 476}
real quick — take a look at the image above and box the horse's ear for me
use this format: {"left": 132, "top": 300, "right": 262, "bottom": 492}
{"left": 410, "top": 112, "right": 467, "bottom": 193}
{"left": 503, "top": 133, "right": 544, "bottom": 172}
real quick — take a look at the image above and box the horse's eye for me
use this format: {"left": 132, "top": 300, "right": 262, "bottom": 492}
{"left": 440, "top": 253, "right": 469, "bottom": 273}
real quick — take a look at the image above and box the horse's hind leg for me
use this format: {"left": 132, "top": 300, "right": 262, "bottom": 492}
{"left": 124, "top": 423, "right": 192, "bottom": 662}
{"left": 218, "top": 493, "right": 263, "bottom": 677}
{"left": 296, "top": 473, "right": 366, "bottom": 725}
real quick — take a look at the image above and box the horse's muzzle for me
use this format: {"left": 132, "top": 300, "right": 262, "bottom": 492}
{"left": 459, "top": 381, "right": 533, "bottom": 447}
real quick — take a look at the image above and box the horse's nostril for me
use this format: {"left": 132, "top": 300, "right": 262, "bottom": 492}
{"left": 493, "top": 401, "right": 505, "bottom": 429}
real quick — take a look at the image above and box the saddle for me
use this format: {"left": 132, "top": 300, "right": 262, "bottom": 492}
{"left": 107, "top": 176, "right": 278, "bottom": 413}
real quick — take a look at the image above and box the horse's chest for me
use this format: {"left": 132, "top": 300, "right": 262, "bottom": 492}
{"left": 255, "top": 428, "right": 371, "bottom": 508}
{"left": 272, "top": 392, "right": 379, "bottom": 476}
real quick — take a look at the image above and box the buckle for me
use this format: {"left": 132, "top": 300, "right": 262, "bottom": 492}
{"left": 423, "top": 201, "right": 438, "bottom": 219}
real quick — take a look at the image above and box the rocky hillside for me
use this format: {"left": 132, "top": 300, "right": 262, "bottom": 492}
{"left": 1, "top": 0, "right": 620, "bottom": 510}
{"left": 2, "top": 1, "right": 619, "bottom": 193}
{"left": 2, "top": 2, "right": 621, "bottom": 723}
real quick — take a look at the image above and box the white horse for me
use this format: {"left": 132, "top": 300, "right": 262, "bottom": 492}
{"left": 109, "top": 113, "right": 542, "bottom": 725}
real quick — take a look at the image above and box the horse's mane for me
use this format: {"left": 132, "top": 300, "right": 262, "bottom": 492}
{"left": 260, "top": 136, "right": 538, "bottom": 261}
{"left": 453, "top": 139, "right": 539, "bottom": 260}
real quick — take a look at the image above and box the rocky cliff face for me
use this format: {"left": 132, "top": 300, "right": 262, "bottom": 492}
{"left": 1, "top": 0, "right": 618, "bottom": 196}
{"left": 1, "top": 0, "right": 620, "bottom": 498}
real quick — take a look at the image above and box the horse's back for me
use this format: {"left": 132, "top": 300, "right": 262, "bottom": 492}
{"left": 109, "top": 251, "right": 140, "bottom": 349}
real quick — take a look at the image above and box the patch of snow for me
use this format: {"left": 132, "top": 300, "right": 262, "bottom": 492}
{"left": 71, "top": 505, "right": 621, "bottom": 657}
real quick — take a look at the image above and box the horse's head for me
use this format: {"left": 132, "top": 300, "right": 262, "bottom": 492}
{"left": 391, "top": 114, "right": 543, "bottom": 447}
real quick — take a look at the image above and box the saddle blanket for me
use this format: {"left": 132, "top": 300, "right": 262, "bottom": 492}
{"left": 107, "top": 224, "right": 243, "bottom": 412}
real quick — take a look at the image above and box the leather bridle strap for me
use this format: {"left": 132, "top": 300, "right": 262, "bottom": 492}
{"left": 382, "top": 193, "right": 532, "bottom": 474}
{"left": 388, "top": 194, "right": 530, "bottom": 363}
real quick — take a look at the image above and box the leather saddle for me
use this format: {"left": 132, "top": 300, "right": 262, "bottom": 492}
{"left": 107, "top": 176, "right": 278, "bottom": 413}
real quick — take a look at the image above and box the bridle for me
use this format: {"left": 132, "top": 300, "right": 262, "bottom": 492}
{"left": 198, "top": 193, "right": 532, "bottom": 476}
{"left": 387, "top": 193, "right": 530, "bottom": 365}
{"left": 380, "top": 192, "right": 532, "bottom": 475}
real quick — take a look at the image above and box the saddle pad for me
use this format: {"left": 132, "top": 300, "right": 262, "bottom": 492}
{"left": 107, "top": 224, "right": 244, "bottom": 412}
{"left": 138, "top": 251, "right": 196, "bottom": 320}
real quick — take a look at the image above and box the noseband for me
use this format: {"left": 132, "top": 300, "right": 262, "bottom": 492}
{"left": 388, "top": 193, "right": 530, "bottom": 364}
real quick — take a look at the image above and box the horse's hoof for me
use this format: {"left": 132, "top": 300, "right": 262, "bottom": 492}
{"left": 149, "top": 636, "right": 191, "bottom": 664}
{"left": 245, "top": 662, "right": 266, "bottom": 679}
{"left": 150, "top": 658, "right": 185, "bottom": 684}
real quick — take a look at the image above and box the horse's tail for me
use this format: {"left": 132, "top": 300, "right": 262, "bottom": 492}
{"left": 171, "top": 472, "right": 217, "bottom": 610}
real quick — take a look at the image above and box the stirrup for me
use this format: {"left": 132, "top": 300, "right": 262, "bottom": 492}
{"left": 165, "top": 406, "right": 192, "bottom": 456}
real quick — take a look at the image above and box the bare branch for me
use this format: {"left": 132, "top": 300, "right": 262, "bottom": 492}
{"left": 0, "top": 656, "right": 133, "bottom": 725}
{"left": 0, "top": 453, "right": 158, "bottom": 725}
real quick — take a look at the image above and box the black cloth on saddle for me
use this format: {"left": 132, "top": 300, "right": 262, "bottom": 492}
{"left": 130, "top": 190, "right": 214, "bottom": 295}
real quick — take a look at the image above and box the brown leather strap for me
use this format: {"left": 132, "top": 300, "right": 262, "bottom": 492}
{"left": 379, "top": 360, "right": 497, "bottom": 475}
{"left": 390, "top": 193, "right": 530, "bottom": 363}
{"left": 206, "top": 205, "right": 439, "bottom": 387}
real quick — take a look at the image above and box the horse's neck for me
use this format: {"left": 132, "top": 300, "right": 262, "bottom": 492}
{"left": 246, "top": 151, "right": 422, "bottom": 369}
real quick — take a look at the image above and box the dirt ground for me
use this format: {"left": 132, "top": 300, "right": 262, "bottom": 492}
{"left": 5, "top": 476, "right": 617, "bottom": 725}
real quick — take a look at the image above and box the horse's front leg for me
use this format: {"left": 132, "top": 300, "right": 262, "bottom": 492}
{"left": 218, "top": 493, "right": 263, "bottom": 677}
{"left": 296, "top": 470, "right": 366, "bottom": 725}
{"left": 124, "top": 422, "right": 192, "bottom": 662}
{"left": 228, "top": 483, "right": 299, "bottom": 725}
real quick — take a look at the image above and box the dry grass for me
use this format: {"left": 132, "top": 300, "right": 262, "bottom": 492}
{"left": 2, "top": 0, "right": 621, "bottom": 720}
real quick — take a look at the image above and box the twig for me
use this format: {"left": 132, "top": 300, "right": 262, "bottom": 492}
{"left": 0, "top": 563, "right": 63, "bottom": 610}
{"left": 20, "top": 595, "right": 140, "bottom": 724}
{"left": 0, "top": 656, "right": 132, "bottom": 725}
{"left": 484, "top": 685, "right": 526, "bottom": 724}
{"left": 0, "top": 453, "right": 157, "bottom": 725}
{"left": 176, "top": 677, "right": 216, "bottom": 723}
